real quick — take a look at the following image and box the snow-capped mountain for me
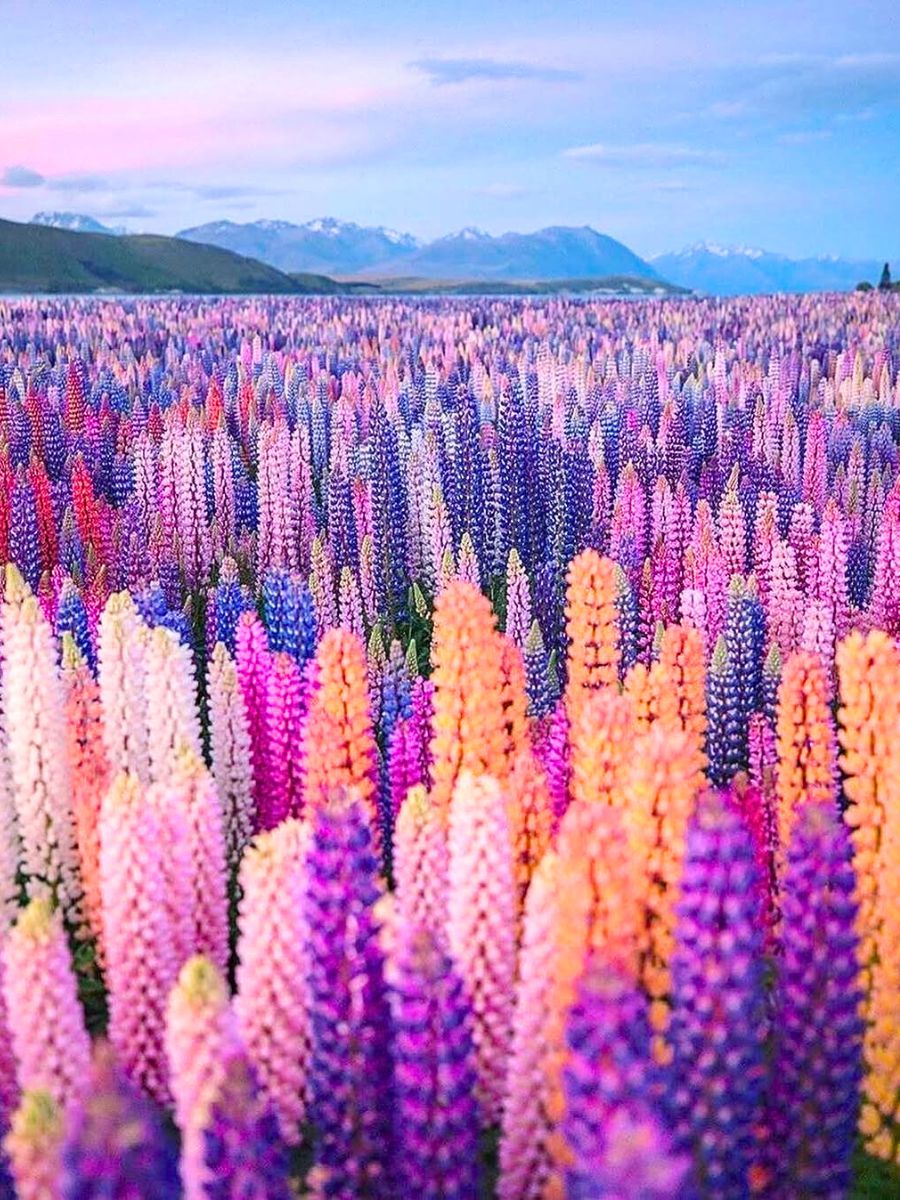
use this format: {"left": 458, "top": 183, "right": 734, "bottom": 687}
{"left": 390, "top": 225, "right": 658, "bottom": 281}
{"left": 30, "top": 211, "right": 126, "bottom": 236}
{"left": 651, "top": 242, "right": 891, "bottom": 295}
{"left": 176, "top": 218, "right": 420, "bottom": 275}
{"left": 178, "top": 218, "right": 659, "bottom": 281}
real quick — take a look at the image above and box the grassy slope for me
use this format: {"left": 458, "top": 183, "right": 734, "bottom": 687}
{"left": 0, "top": 218, "right": 322, "bottom": 293}
{"left": 334, "top": 274, "right": 687, "bottom": 295}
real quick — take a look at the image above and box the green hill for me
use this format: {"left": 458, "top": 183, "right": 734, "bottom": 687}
{"left": 0, "top": 217, "right": 329, "bottom": 294}
{"left": 351, "top": 274, "right": 686, "bottom": 296}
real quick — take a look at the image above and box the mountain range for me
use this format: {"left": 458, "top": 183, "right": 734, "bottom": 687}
{"left": 20, "top": 213, "right": 900, "bottom": 295}
{"left": 177, "top": 218, "right": 658, "bottom": 282}
{"left": 650, "top": 242, "right": 895, "bottom": 296}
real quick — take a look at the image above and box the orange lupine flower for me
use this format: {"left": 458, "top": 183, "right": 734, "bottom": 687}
{"left": 304, "top": 627, "right": 379, "bottom": 844}
{"left": 506, "top": 746, "right": 553, "bottom": 916}
{"left": 622, "top": 661, "right": 658, "bottom": 730}
{"left": 428, "top": 581, "right": 507, "bottom": 824}
{"left": 775, "top": 650, "right": 838, "bottom": 852}
{"left": 498, "top": 634, "right": 530, "bottom": 775}
{"left": 836, "top": 630, "right": 900, "bottom": 1161}
{"left": 568, "top": 687, "right": 635, "bottom": 811}
{"left": 564, "top": 550, "right": 620, "bottom": 720}
{"left": 623, "top": 724, "right": 703, "bottom": 1036}
{"left": 655, "top": 624, "right": 708, "bottom": 758}
{"left": 543, "top": 796, "right": 644, "bottom": 1195}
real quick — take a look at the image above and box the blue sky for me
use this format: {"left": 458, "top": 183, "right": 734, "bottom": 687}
{"left": 0, "top": 0, "right": 897, "bottom": 258}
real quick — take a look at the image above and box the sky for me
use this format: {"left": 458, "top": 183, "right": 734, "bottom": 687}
{"left": 0, "top": 0, "right": 898, "bottom": 259}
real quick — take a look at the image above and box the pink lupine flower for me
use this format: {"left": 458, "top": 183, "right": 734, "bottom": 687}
{"left": 2, "top": 898, "right": 90, "bottom": 1114}
{"left": 166, "top": 955, "right": 241, "bottom": 1200}
{"left": 498, "top": 849, "right": 559, "bottom": 1200}
{"left": 164, "top": 751, "right": 229, "bottom": 975}
{"left": 235, "top": 818, "right": 312, "bottom": 1144}
{"left": 393, "top": 786, "right": 448, "bottom": 947}
{"left": 144, "top": 624, "right": 203, "bottom": 786}
{"left": 815, "top": 499, "right": 850, "bottom": 642}
{"left": 4, "top": 1090, "right": 64, "bottom": 1200}
{"left": 100, "top": 771, "right": 176, "bottom": 1105}
{"left": 97, "top": 591, "right": 150, "bottom": 783}
{"left": 2, "top": 566, "right": 83, "bottom": 927}
{"left": 206, "top": 642, "right": 255, "bottom": 867}
{"left": 768, "top": 539, "right": 803, "bottom": 657}
{"left": 447, "top": 772, "right": 516, "bottom": 1124}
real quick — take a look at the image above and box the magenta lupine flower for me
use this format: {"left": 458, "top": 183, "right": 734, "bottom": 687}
{"left": 260, "top": 651, "right": 307, "bottom": 828}
{"left": 562, "top": 958, "right": 688, "bottom": 1200}
{"left": 388, "top": 923, "right": 480, "bottom": 1198}
{"left": 235, "top": 612, "right": 271, "bottom": 825}
{"left": 304, "top": 795, "right": 394, "bottom": 1198}
{"left": 535, "top": 700, "right": 570, "bottom": 835}
{"left": 665, "top": 790, "right": 766, "bottom": 1196}
{"left": 870, "top": 480, "right": 900, "bottom": 635}
{"left": 768, "top": 803, "right": 863, "bottom": 1198}
{"left": 61, "top": 1042, "right": 180, "bottom": 1200}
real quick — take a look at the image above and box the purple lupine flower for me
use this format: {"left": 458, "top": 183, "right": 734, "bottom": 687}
{"left": 665, "top": 790, "right": 767, "bottom": 1197}
{"left": 9, "top": 468, "right": 42, "bottom": 592}
{"left": 202, "top": 1051, "right": 291, "bottom": 1200}
{"left": 563, "top": 958, "right": 689, "bottom": 1200}
{"left": 388, "top": 925, "right": 480, "bottom": 1199}
{"left": 304, "top": 795, "right": 394, "bottom": 1198}
{"left": 523, "top": 619, "right": 553, "bottom": 718}
{"left": 55, "top": 579, "right": 95, "bottom": 674}
{"left": 705, "top": 636, "right": 744, "bottom": 787}
{"left": 768, "top": 803, "right": 863, "bottom": 1198}
{"left": 61, "top": 1042, "right": 180, "bottom": 1200}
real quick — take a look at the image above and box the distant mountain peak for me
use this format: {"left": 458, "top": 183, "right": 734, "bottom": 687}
{"left": 31, "top": 211, "right": 125, "bottom": 236}
{"left": 176, "top": 217, "right": 657, "bottom": 282}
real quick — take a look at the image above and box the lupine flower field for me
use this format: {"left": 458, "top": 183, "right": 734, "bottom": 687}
{"left": 0, "top": 290, "right": 898, "bottom": 1198}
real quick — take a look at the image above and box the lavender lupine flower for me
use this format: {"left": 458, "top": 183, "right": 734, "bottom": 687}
{"left": 304, "top": 796, "right": 394, "bottom": 1198}
{"left": 202, "top": 1052, "right": 292, "bottom": 1200}
{"left": 388, "top": 925, "right": 480, "bottom": 1199}
{"left": 61, "top": 1042, "right": 180, "bottom": 1200}
{"left": 665, "top": 790, "right": 766, "bottom": 1198}
{"left": 562, "top": 959, "right": 689, "bottom": 1200}
{"left": 768, "top": 803, "right": 863, "bottom": 1198}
